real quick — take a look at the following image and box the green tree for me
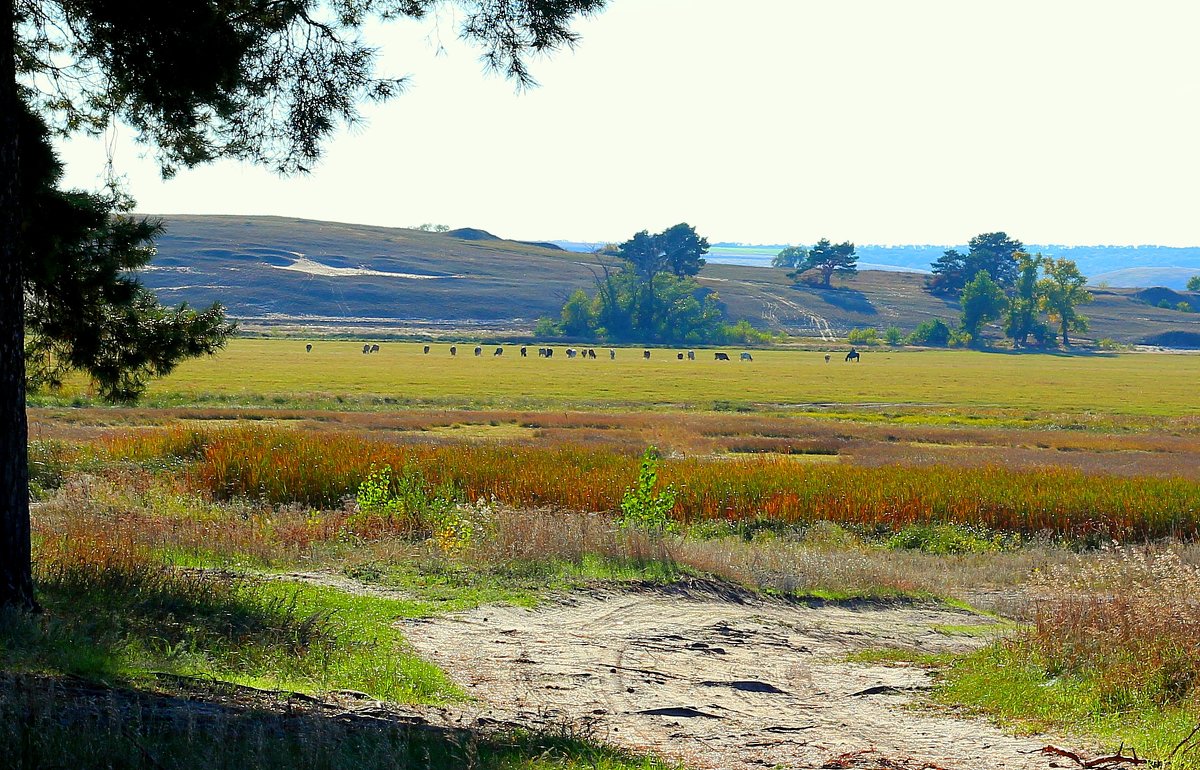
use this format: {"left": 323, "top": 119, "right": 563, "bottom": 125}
{"left": 1003, "top": 252, "right": 1047, "bottom": 348}
{"left": 928, "top": 232, "right": 1023, "bottom": 295}
{"left": 959, "top": 270, "right": 1007, "bottom": 346}
{"left": 772, "top": 245, "right": 808, "bottom": 269}
{"left": 560, "top": 289, "right": 594, "bottom": 337}
{"left": 615, "top": 223, "right": 709, "bottom": 280}
{"left": 788, "top": 238, "right": 857, "bottom": 287}
{"left": 1187, "top": 275, "right": 1200, "bottom": 292}
{"left": 2, "top": 0, "right": 607, "bottom": 611}
{"left": 1038, "top": 257, "right": 1093, "bottom": 347}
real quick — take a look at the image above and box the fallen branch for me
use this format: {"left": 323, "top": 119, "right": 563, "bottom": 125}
{"left": 1039, "top": 745, "right": 1148, "bottom": 768}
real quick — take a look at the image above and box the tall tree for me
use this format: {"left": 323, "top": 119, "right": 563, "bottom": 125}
{"left": 1003, "top": 252, "right": 1045, "bottom": 348}
{"left": 788, "top": 238, "right": 857, "bottom": 287}
{"left": 2, "top": 0, "right": 608, "bottom": 611}
{"left": 615, "top": 223, "right": 709, "bottom": 280}
{"left": 1038, "top": 257, "right": 1093, "bottom": 347}
{"left": 959, "top": 270, "right": 1006, "bottom": 346}
{"left": 927, "top": 233, "right": 1023, "bottom": 295}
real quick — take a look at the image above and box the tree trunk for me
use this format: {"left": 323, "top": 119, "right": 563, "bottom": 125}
{"left": 1061, "top": 318, "right": 1070, "bottom": 348}
{"left": 0, "top": 0, "right": 36, "bottom": 612}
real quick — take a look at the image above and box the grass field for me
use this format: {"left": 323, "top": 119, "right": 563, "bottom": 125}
{"left": 33, "top": 339, "right": 1200, "bottom": 416}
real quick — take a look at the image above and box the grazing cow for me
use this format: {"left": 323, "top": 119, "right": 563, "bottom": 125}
{"left": 643, "top": 350, "right": 651, "bottom": 360}
{"left": 362, "top": 344, "right": 371, "bottom": 354}
{"left": 450, "top": 346, "right": 457, "bottom": 356}
{"left": 370, "top": 344, "right": 380, "bottom": 353}
{"left": 714, "top": 352, "right": 730, "bottom": 361}
{"left": 740, "top": 352, "right": 753, "bottom": 361}
{"left": 520, "top": 346, "right": 528, "bottom": 357}
{"left": 494, "top": 347, "right": 503, "bottom": 356}
{"left": 677, "top": 352, "right": 684, "bottom": 360}
{"left": 538, "top": 348, "right": 547, "bottom": 357}
{"left": 824, "top": 354, "right": 831, "bottom": 364}
{"left": 305, "top": 344, "right": 312, "bottom": 353}
{"left": 474, "top": 346, "right": 482, "bottom": 357}
{"left": 546, "top": 348, "right": 554, "bottom": 358}
{"left": 609, "top": 349, "right": 615, "bottom": 360}
{"left": 588, "top": 348, "right": 597, "bottom": 359}
{"left": 845, "top": 348, "right": 860, "bottom": 362}
{"left": 423, "top": 345, "right": 430, "bottom": 354}
{"left": 566, "top": 348, "right": 578, "bottom": 358}
{"left": 687, "top": 350, "right": 695, "bottom": 361}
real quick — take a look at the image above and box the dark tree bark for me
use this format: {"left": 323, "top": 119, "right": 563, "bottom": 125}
{"left": 0, "top": 0, "right": 35, "bottom": 612}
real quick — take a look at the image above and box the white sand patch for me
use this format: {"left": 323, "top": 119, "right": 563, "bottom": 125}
{"left": 270, "top": 256, "right": 462, "bottom": 280}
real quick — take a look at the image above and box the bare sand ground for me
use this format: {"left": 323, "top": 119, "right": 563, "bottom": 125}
{"left": 401, "top": 580, "right": 1063, "bottom": 770}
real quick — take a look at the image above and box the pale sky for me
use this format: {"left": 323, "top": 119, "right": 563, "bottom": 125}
{"left": 54, "top": 0, "right": 1200, "bottom": 246}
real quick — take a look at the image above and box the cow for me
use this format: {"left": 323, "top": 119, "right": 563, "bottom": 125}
{"left": 714, "top": 352, "right": 730, "bottom": 361}
{"left": 494, "top": 347, "right": 503, "bottom": 356}
{"left": 423, "top": 345, "right": 430, "bottom": 354}
{"left": 846, "top": 348, "right": 860, "bottom": 362}
{"left": 740, "top": 352, "right": 753, "bottom": 361}
{"left": 609, "top": 349, "right": 615, "bottom": 360}
{"left": 545, "top": 348, "right": 554, "bottom": 358}
{"left": 450, "top": 346, "right": 457, "bottom": 356}
{"left": 474, "top": 346, "right": 482, "bottom": 357}
{"left": 538, "top": 348, "right": 547, "bottom": 357}
{"left": 305, "top": 343, "right": 312, "bottom": 353}
{"left": 824, "top": 354, "right": 831, "bottom": 364}
{"left": 643, "top": 350, "right": 651, "bottom": 360}
{"left": 588, "top": 348, "right": 597, "bottom": 359}
{"left": 362, "top": 344, "right": 371, "bottom": 354}
{"left": 520, "top": 346, "right": 528, "bottom": 357}
{"left": 566, "top": 348, "right": 578, "bottom": 359}
{"left": 677, "top": 352, "right": 684, "bottom": 360}
{"left": 687, "top": 350, "right": 695, "bottom": 361}
{"left": 370, "top": 344, "right": 380, "bottom": 353}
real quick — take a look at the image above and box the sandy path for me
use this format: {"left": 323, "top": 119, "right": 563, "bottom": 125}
{"left": 403, "top": 580, "right": 1061, "bottom": 770}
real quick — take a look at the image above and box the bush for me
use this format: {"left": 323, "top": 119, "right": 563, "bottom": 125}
{"left": 534, "top": 317, "right": 563, "bottom": 338}
{"left": 617, "top": 447, "right": 678, "bottom": 537}
{"left": 847, "top": 327, "right": 879, "bottom": 346}
{"left": 883, "top": 326, "right": 904, "bottom": 345}
{"left": 885, "top": 523, "right": 1017, "bottom": 554}
{"left": 722, "top": 319, "right": 777, "bottom": 345}
{"left": 905, "top": 318, "right": 952, "bottom": 346}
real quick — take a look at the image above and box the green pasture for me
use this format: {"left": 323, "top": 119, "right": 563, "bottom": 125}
{"left": 44, "top": 339, "right": 1200, "bottom": 416}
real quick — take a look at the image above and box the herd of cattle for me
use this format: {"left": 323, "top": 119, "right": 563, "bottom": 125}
{"left": 308, "top": 343, "right": 864, "bottom": 362}
{"left": 332, "top": 343, "right": 761, "bottom": 360}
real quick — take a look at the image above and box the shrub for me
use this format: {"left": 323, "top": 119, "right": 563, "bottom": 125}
{"left": 906, "top": 318, "right": 952, "bottom": 346}
{"left": 847, "top": 327, "right": 879, "bottom": 346}
{"left": 617, "top": 447, "right": 678, "bottom": 537}
{"left": 883, "top": 326, "right": 904, "bottom": 345}
{"left": 534, "top": 317, "right": 563, "bottom": 337}
{"left": 886, "top": 523, "right": 1017, "bottom": 554}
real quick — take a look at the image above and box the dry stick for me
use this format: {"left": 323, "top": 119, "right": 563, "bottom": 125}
{"left": 1167, "top": 722, "right": 1200, "bottom": 763}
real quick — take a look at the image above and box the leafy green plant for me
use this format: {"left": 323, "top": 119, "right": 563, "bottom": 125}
{"left": 885, "top": 523, "right": 1017, "bottom": 554}
{"left": 847, "top": 327, "right": 879, "bottom": 345}
{"left": 617, "top": 448, "right": 678, "bottom": 536}
{"left": 353, "top": 464, "right": 460, "bottom": 538}
{"left": 884, "top": 325, "right": 904, "bottom": 345}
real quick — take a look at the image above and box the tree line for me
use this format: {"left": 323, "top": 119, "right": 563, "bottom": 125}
{"left": 772, "top": 232, "right": 1093, "bottom": 348}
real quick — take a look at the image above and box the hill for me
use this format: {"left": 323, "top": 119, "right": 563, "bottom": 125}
{"left": 141, "top": 215, "right": 1200, "bottom": 346}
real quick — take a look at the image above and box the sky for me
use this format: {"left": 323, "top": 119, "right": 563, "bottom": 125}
{"left": 53, "top": 0, "right": 1200, "bottom": 247}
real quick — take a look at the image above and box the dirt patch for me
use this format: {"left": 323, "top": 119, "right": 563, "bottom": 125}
{"left": 403, "top": 580, "right": 1061, "bottom": 769}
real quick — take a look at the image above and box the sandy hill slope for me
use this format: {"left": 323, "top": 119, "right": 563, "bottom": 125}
{"left": 142, "top": 215, "right": 1200, "bottom": 346}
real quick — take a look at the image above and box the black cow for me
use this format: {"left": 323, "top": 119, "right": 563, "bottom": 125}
{"left": 520, "top": 346, "right": 527, "bottom": 357}
{"left": 609, "top": 349, "right": 615, "bottom": 360}
{"left": 450, "top": 346, "right": 457, "bottom": 356}
{"left": 474, "top": 346, "right": 482, "bottom": 357}
{"left": 714, "top": 352, "right": 730, "bottom": 361}
{"left": 643, "top": 350, "right": 651, "bottom": 360}
{"left": 370, "top": 344, "right": 380, "bottom": 353}
{"left": 687, "top": 350, "right": 695, "bottom": 361}
{"left": 494, "top": 347, "right": 503, "bottom": 356}
{"left": 305, "top": 343, "right": 312, "bottom": 353}
{"left": 588, "top": 349, "right": 597, "bottom": 359}
{"left": 740, "top": 352, "right": 753, "bottom": 361}
{"left": 824, "top": 354, "right": 831, "bottom": 363}
{"left": 362, "top": 344, "right": 371, "bottom": 354}
{"left": 423, "top": 345, "right": 430, "bottom": 354}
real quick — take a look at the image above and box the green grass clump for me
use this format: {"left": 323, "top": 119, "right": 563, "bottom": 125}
{"left": 885, "top": 523, "right": 1019, "bottom": 554}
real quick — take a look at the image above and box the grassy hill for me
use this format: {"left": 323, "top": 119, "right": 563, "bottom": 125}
{"left": 143, "top": 215, "right": 1200, "bottom": 346}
